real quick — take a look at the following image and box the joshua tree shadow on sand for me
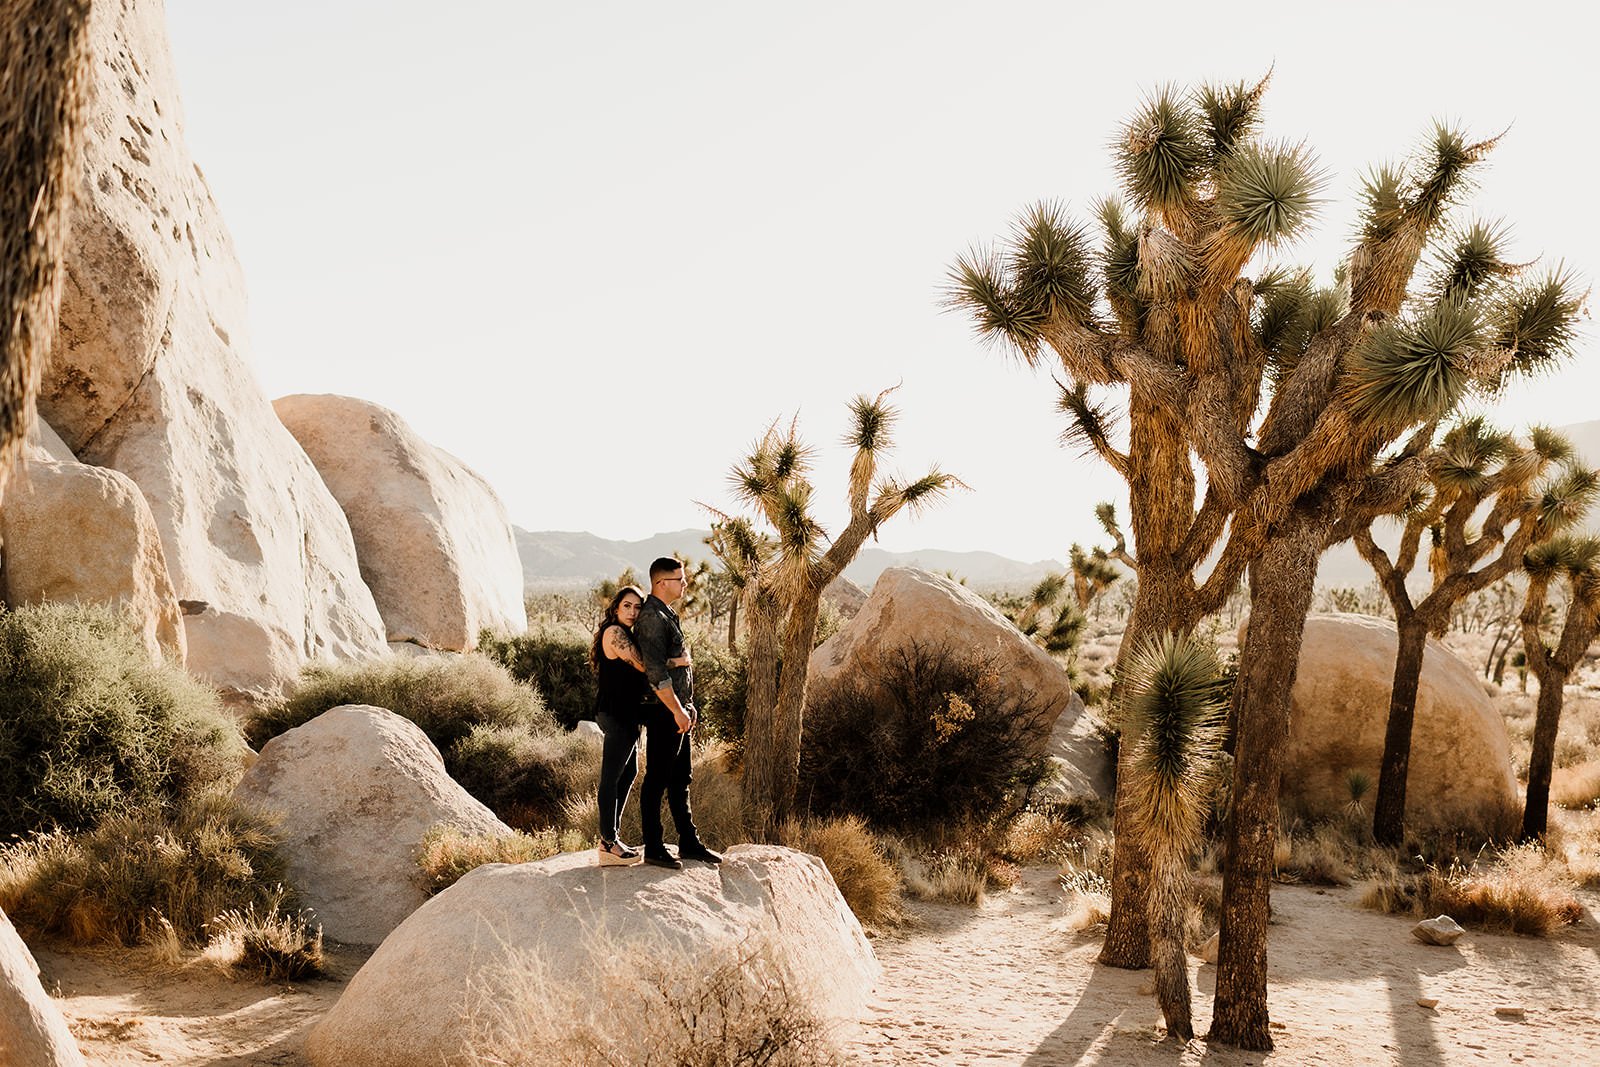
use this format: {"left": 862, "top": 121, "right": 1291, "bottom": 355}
{"left": 1021, "top": 962, "right": 1155, "bottom": 1066}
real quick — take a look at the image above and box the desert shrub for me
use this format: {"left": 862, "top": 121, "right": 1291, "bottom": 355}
{"left": 416, "top": 823, "right": 582, "bottom": 896}
{"left": 0, "top": 603, "right": 246, "bottom": 839}
{"left": 251, "top": 654, "right": 550, "bottom": 751}
{"left": 1273, "top": 822, "right": 1361, "bottom": 886}
{"left": 478, "top": 624, "right": 595, "bottom": 730}
{"left": 1055, "top": 828, "right": 1114, "bottom": 930}
{"left": 0, "top": 795, "right": 292, "bottom": 947}
{"left": 1360, "top": 842, "right": 1584, "bottom": 937}
{"left": 1549, "top": 809, "right": 1600, "bottom": 888}
{"left": 450, "top": 724, "right": 598, "bottom": 829}
{"left": 798, "top": 642, "right": 1052, "bottom": 835}
{"left": 205, "top": 887, "right": 324, "bottom": 981}
{"left": 467, "top": 935, "right": 838, "bottom": 1067}
{"left": 781, "top": 815, "right": 901, "bottom": 926}
{"left": 690, "top": 641, "right": 748, "bottom": 744}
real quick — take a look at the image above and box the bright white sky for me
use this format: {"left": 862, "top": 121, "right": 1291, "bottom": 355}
{"left": 164, "top": 1, "right": 1599, "bottom": 564}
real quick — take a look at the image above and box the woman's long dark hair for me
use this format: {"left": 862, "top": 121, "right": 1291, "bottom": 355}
{"left": 590, "top": 585, "right": 646, "bottom": 671}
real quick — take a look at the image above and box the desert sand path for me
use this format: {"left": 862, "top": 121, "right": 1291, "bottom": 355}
{"left": 37, "top": 866, "right": 1600, "bottom": 1065}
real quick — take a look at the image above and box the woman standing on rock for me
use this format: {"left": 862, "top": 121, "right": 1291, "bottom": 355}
{"left": 591, "top": 586, "right": 652, "bottom": 865}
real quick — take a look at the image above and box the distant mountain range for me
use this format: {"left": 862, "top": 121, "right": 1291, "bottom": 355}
{"left": 517, "top": 420, "right": 1600, "bottom": 595}
{"left": 514, "top": 527, "right": 1061, "bottom": 592}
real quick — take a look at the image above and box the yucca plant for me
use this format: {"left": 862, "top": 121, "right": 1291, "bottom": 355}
{"left": 0, "top": 1, "right": 93, "bottom": 506}
{"left": 1518, "top": 535, "right": 1600, "bottom": 840}
{"left": 1120, "top": 634, "right": 1227, "bottom": 1041}
{"left": 949, "top": 73, "right": 1586, "bottom": 1049}
{"left": 711, "top": 390, "right": 964, "bottom": 838}
{"left": 1354, "top": 421, "right": 1598, "bottom": 844}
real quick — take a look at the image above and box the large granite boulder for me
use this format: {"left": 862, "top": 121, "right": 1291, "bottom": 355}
{"left": 38, "top": 0, "right": 387, "bottom": 703}
{"left": 273, "top": 395, "right": 525, "bottom": 652}
{"left": 306, "top": 845, "right": 878, "bottom": 1067}
{"left": 809, "top": 567, "right": 1109, "bottom": 797}
{"left": 1, "top": 909, "right": 85, "bottom": 1067}
{"left": 1, "top": 427, "right": 184, "bottom": 663}
{"left": 1281, "top": 614, "right": 1517, "bottom": 833}
{"left": 232, "top": 705, "right": 509, "bottom": 944}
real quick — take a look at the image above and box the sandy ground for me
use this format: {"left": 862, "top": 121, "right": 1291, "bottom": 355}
{"left": 35, "top": 867, "right": 1600, "bottom": 1066}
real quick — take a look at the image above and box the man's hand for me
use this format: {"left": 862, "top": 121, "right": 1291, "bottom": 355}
{"left": 672, "top": 706, "right": 692, "bottom": 734}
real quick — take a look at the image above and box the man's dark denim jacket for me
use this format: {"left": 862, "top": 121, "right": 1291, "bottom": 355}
{"left": 635, "top": 594, "right": 694, "bottom": 710}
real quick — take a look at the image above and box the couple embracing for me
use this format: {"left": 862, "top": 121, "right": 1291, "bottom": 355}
{"left": 589, "top": 557, "right": 722, "bottom": 869}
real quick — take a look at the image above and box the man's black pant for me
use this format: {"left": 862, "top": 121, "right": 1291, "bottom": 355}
{"left": 639, "top": 704, "right": 699, "bottom": 851}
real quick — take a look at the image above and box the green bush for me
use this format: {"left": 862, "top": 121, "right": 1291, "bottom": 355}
{"left": 478, "top": 625, "right": 595, "bottom": 730}
{"left": 0, "top": 795, "right": 293, "bottom": 947}
{"left": 449, "top": 723, "right": 598, "bottom": 829}
{"left": 249, "top": 653, "right": 550, "bottom": 751}
{"left": 691, "top": 641, "right": 748, "bottom": 744}
{"left": 252, "top": 655, "right": 595, "bottom": 829}
{"left": 0, "top": 603, "right": 246, "bottom": 839}
{"left": 799, "top": 642, "right": 1052, "bottom": 836}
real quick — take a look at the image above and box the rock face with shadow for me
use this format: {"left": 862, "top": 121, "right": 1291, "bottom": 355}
{"left": 232, "top": 705, "right": 508, "bottom": 945}
{"left": 273, "top": 394, "right": 526, "bottom": 653}
{"left": 38, "top": 0, "right": 387, "bottom": 704}
{"left": 1, "top": 908, "right": 85, "bottom": 1067}
{"left": 305, "top": 845, "right": 879, "bottom": 1067}
{"left": 1279, "top": 614, "right": 1518, "bottom": 834}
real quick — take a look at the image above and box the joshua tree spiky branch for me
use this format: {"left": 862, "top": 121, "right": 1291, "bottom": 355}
{"left": 1120, "top": 633, "right": 1227, "bottom": 1041}
{"left": 949, "top": 73, "right": 1586, "bottom": 1049}
{"left": 1355, "top": 422, "right": 1598, "bottom": 844}
{"left": 1518, "top": 534, "right": 1600, "bottom": 840}
{"left": 0, "top": 0, "right": 93, "bottom": 506}
{"left": 716, "top": 390, "right": 964, "bottom": 838}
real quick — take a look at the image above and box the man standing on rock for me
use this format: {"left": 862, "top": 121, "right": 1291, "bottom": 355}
{"left": 633, "top": 556, "right": 722, "bottom": 868}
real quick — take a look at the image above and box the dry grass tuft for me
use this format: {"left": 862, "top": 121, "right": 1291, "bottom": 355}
{"left": 1056, "top": 828, "right": 1115, "bottom": 931}
{"left": 781, "top": 815, "right": 902, "bottom": 928}
{"left": 1360, "top": 842, "right": 1584, "bottom": 937}
{"left": 1548, "top": 808, "right": 1600, "bottom": 888}
{"left": 415, "top": 824, "right": 581, "bottom": 896}
{"left": 1552, "top": 761, "right": 1600, "bottom": 810}
{"left": 465, "top": 934, "right": 839, "bottom": 1067}
{"left": 999, "top": 809, "right": 1085, "bottom": 865}
{"left": 205, "top": 889, "right": 325, "bottom": 981}
{"left": 1275, "top": 823, "right": 1360, "bottom": 885}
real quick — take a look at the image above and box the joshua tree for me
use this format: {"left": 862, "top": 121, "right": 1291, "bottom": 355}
{"left": 717, "top": 391, "right": 962, "bottom": 837}
{"left": 1354, "top": 420, "right": 1596, "bottom": 844}
{"left": 1070, "top": 518, "right": 1124, "bottom": 616}
{"left": 1005, "top": 571, "right": 1086, "bottom": 655}
{"left": 705, "top": 517, "right": 769, "bottom": 650}
{"left": 1120, "top": 632, "right": 1227, "bottom": 1041}
{"left": 0, "top": 0, "right": 93, "bottom": 506}
{"left": 951, "top": 73, "right": 1584, "bottom": 1048}
{"left": 1518, "top": 534, "right": 1600, "bottom": 840}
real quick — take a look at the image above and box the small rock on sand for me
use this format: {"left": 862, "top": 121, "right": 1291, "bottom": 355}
{"left": 1412, "top": 915, "right": 1465, "bottom": 946}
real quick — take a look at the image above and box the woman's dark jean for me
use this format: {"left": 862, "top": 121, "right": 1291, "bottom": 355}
{"left": 595, "top": 710, "right": 641, "bottom": 844}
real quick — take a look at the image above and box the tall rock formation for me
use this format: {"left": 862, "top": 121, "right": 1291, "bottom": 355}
{"left": 275, "top": 394, "right": 526, "bottom": 651}
{"left": 37, "top": 0, "right": 387, "bottom": 701}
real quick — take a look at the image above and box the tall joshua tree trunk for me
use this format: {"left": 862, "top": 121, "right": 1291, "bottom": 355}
{"left": 1372, "top": 614, "right": 1430, "bottom": 845}
{"left": 740, "top": 583, "right": 783, "bottom": 836}
{"left": 1523, "top": 657, "right": 1568, "bottom": 840}
{"left": 1101, "top": 554, "right": 1196, "bottom": 968}
{"left": 1210, "top": 515, "right": 1321, "bottom": 1051}
{"left": 0, "top": 0, "right": 94, "bottom": 504}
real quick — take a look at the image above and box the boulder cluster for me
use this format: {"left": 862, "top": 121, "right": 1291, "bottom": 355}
{"left": 0, "top": 0, "right": 524, "bottom": 707}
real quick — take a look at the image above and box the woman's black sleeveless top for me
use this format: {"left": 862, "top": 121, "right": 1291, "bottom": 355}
{"left": 595, "top": 625, "right": 649, "bottom": 723}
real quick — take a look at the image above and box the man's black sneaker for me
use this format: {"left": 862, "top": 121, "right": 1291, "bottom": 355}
{"left": 643, "top": 849, "right": 683, "bottom": 870}
{"left": 678, "top": 843, "right": 723, "bottom": 864}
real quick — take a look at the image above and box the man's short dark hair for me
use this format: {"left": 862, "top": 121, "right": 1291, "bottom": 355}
{"left": 649, "top": 557, "right": 683, "bottom": 581}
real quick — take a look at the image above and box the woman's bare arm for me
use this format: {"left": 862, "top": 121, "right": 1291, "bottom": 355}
{"left": 602, "top": 625, "right": 647, "bottom": 673}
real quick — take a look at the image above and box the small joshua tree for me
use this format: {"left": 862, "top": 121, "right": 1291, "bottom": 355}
{"left": 1518, "top": 534, "right": 1600, "bottom": 840}
{"left": 1120, "top": 633, "right": 1227, "bottom": 1041}
{"left": 714, "top": 389, "right": 963, "bottom": 838}
{"left": 1354, "top": 419, "right": 1596, "bottom": 845}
